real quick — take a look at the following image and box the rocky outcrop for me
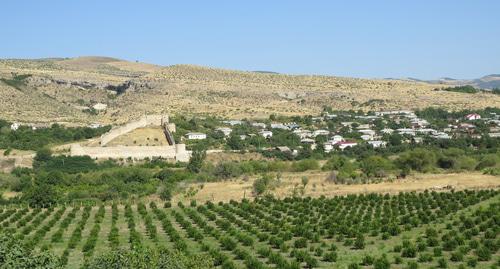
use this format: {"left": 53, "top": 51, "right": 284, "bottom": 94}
{"left": 25, "top": 76, "right": 154, "bottom": 94}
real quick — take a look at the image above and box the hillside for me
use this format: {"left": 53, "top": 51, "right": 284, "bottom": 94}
{"left": 1, "top": 57, "right": 499, "bottom": 125}
{"left": 409, "top": 74, "right": 500, "bottom": 89}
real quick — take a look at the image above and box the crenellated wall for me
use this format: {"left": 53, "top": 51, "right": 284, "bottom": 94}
{"left": 70, "top": 143, "right": 189, "bottom": 162}
{"left": 100, "top": 115, "right": 168, "bottom": 146}
{"left": 70, "top": 114, "right": 189, "bottom": 162}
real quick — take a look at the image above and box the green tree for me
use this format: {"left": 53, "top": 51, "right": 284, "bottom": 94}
{"left": 23, "top": 182, "right": 60, "bottom": 208}
{"left": 33, "top": 147, "right": 52, "bottom": 166}
{"left": 253, "top": 174, "right": 272, "bottom": 196}
{"left": 0, "top": 233, "right": 61, "bottom": 268}
{"left": 187, "top": 148, "right": 206, "bottom": 173}
{"left": 361, "top": 156, "right": 393, "bottom": 177}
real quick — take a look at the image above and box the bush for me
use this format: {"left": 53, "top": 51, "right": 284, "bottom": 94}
{"left": 292, "top": 159, "right": 320, "bottom": 172}
{"left": 253, "top": 174, "right": 274, "bottom": 196}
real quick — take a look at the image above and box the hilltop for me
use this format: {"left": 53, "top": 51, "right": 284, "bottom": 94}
{"left": 1, "top": 56, "right": 499, "bottom": 125}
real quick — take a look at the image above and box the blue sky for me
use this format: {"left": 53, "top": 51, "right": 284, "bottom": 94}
{"left": 1, "top": 1, "right": 499, "bottom": 79}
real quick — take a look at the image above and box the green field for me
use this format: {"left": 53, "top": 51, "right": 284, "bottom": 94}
{"left": 1, "top": 189, "right": 499, "bottom": 268}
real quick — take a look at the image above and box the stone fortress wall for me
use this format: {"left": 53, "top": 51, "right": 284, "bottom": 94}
{"left": 70, "top": 115, "right": 189, "bottom": 162}
{"left": 101, "top": 115, "right": 167, "bottom": 146}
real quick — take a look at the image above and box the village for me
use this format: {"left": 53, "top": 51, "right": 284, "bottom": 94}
{"left": 177, "top": 109, "right": 500, "bottom": 156}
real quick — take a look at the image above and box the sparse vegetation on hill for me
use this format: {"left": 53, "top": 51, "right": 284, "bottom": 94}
{"left": 1, "top": 57, "right": 500, "bottom": 124}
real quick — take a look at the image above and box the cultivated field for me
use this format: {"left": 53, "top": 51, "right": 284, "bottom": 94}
{"left": 0, "top": 189, "right": 498, "bottom": 268}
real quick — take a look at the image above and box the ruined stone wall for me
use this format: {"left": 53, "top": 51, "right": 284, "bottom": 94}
{"left": 70, "top": 143, "right": 189, "bottom": 162}
{"left": 100, "top": 115, "right": 168, "bottom": 146}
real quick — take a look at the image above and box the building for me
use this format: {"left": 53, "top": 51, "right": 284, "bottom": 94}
{"left": 356, "top": 124, "right": 371, "bottom": 130}
{"left": 323, "top": 141, "right": 336, "bottom": 153}
{"left": 465, "top": 113, "right": 481, "bottom": 120}
{"left": 368, "top": 140, "right": 387, "bottom": 148}
{"left": 397, "top": 128, "right": 416, "bottom": 136}
{"left": 413, "top": 137, "right": 424, "bottom": 144}
{"left": 251, "top": 122, "right": 267, "bottom": 128}
{"left": 433, "top": 132, "right": 451, "bottom": 139}
{"left": 359, "top": 129, "right": 376, "bottom": 136}
{"left": 360, "top": 134, "right": 373, "bottom": 141}
{"left": 93, "top": 103, "right": 108, "bottom": 111}
{"left": 223, "top": 120, "right": 243, "bottom": 126}
{"left": 293, "top": 129, "right": 313, "bottom": 139}
{"left": 338, "top": 141, "right": 358, "bottom": 150}
{"left": 10, "top": 123, "right": 20, "bottom": 131}
{"left": 216, "top": 127, "right": 232, "bottom": 137}
{"left": 185, "top": 132, "right": 207, "bottom": 140}
{"left": 330, "top": 135, "right": 344, "bottom": 142}
{"left": 312, "top": 129, "right": 330, "bottom": 137}
{"left": 259, "top": 130, "right": 273, "bottom": 138}
{"left": 270, "top": 123, "right": 288, "bottom": 130}
{"left": 89, "top": 123, "right": 102, "bottom": 129}
{"left": 300, "top": 138, "right": 315, "bottom": 144}
{"left": 325, "top": 114, "right": 338, "bottom": 119}
{"left": 381, "top": 128, "right": 394, "bottom": 134}
{"left": 275, "top": 146, "right": 291, "bottom": 153}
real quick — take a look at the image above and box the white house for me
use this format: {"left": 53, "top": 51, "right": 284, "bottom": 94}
{"left": 330, "top": 135, "right": 344, "bottom": 142}
{"left": 89, "top": 123, "right": 102, "bottom": 129}
{"left": 216, "top": 127, "right": 232, "bottom": 137}
{"left": 293, "top": 129, "right": 313, "bottom": 139}
{"left": 270, "top": 123, "right": 288, "bottom": 130}
{"left": 251, "top": 122, "right": 267, "bottom": 129}
{"left": 433, "top": 132, "right": 451, "bottom": 139}
{"left": 356, "top": 124, "right": 371, "bottom": 130}
{"left": 325, "top": 114, "right": 338, "bottom": 119}
{"left": 338, "top": 141, "right": 358, "bottom": 150}
{"left": 10, "top": 123, "right": 20, "bottom": 131}
{"left": 465, "top": 113, "right": 481, "bottom": 120}
{"left": 313, "top": 129, "right": 330, "bottom": 137}
{"left": 93, "top": 103, "right": 108, "bottom": 111}
{"left": 368, "top": 140, "right": 387, "bottom": 148}
{"left": 397, "top": 128, "right": 416, "bottom": 136}
{"left": 360, "top": 134, "right": 373, "bottom": 141}
{"left": 358, "top": 129, "right": 376, "bottom": 136}
{"left": 413, "top": 137, "right": 424, "bottom": 144}
{"left": 259, "top": 130, "right": 273, "bottom": 138}
{"left": 223, "top": 120, "right": 243, "bottom": 126}
{"left": 185, "top": 132, "right": 207, "bottom": 140}
{"left": 381, "top": 128, "right": 394, "bottom": 134}
{"left": 323, "top": 141, "right": 336, "bottom": 153}
{"left": 300, "top": 138, "right": 315, "bottom": 144}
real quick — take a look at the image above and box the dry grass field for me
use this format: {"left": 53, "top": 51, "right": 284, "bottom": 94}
{"left": 1, "top": 57, "right": 499, "bottom": 125}
{"left": 175, "top": 172, "right": 500, "bottom": 204}
{"left": 106, "top": 127, "right": 168, "bottom": 146}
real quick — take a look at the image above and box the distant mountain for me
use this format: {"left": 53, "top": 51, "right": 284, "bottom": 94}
{"left": 405, "top": 74, "right": 500, "bottom": 89}
{"left": 472, "top": 74, "right": 500, "bottom": 89}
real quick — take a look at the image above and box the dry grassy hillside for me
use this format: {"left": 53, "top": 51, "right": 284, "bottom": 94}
{"left": 0, "top": 56, "right": 498, "bottom": 125}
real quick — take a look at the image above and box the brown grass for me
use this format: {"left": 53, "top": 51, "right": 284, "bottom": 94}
{"left": 1, "top": 58, "right": 499, "bottom": 125}
{"left": 175, "top": 171, "right": 500, "bottom": 204}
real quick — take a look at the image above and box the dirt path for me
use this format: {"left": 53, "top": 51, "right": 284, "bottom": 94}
{"left": 177, "top": 172, "right": 500, "bottom": 204}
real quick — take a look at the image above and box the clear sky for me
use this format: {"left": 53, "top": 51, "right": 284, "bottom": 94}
{"left": 1, "top": 1, "right": 499, "bottom": 79}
